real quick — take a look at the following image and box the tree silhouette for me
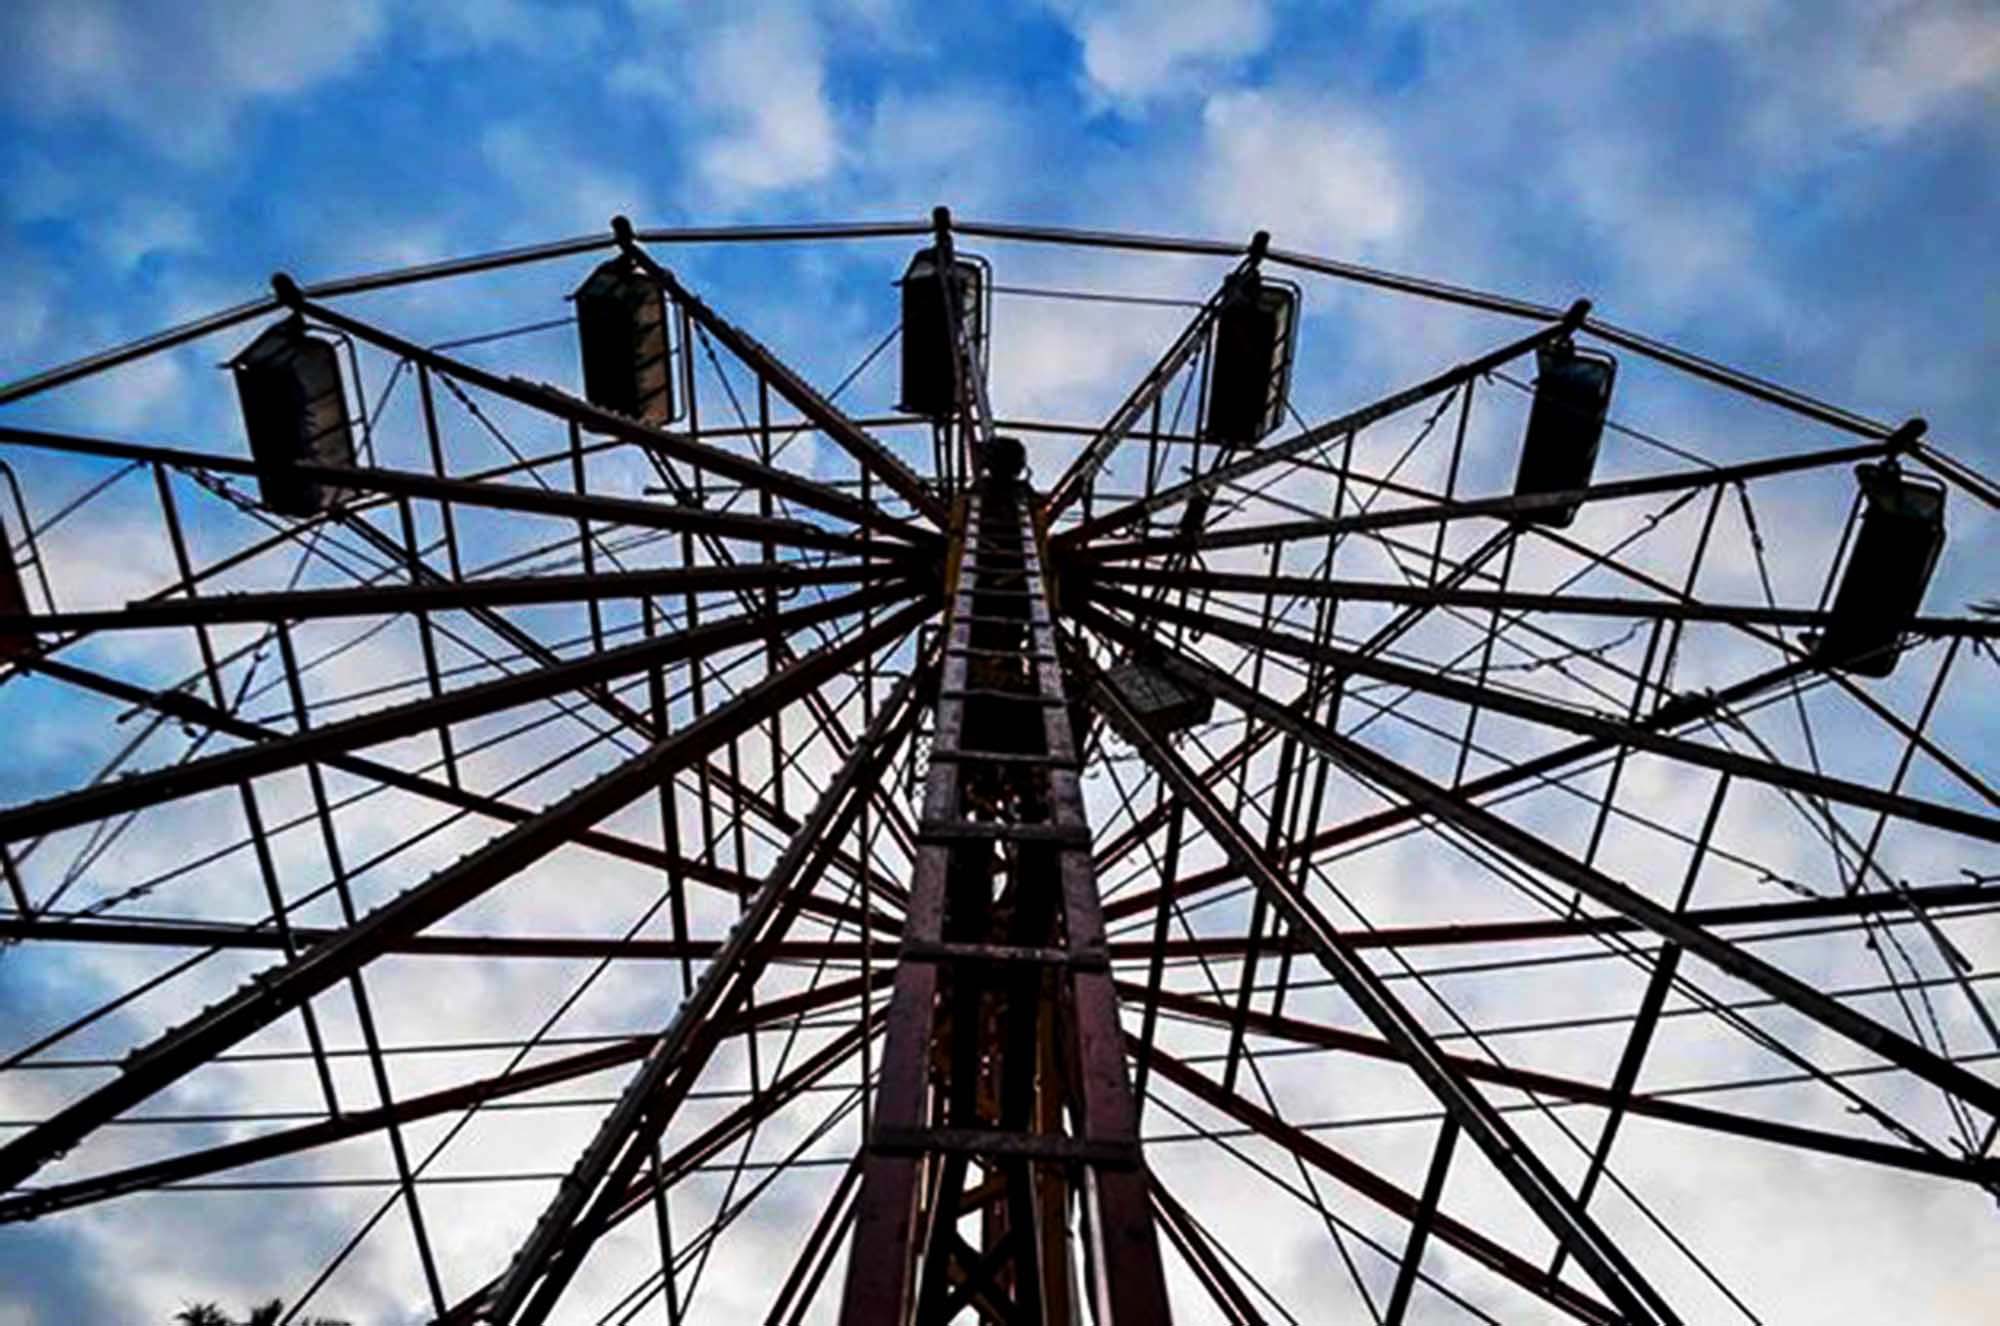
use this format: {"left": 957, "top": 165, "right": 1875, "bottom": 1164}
{"left": 168, "top": 1300, "right": 348, "bottom": 1326}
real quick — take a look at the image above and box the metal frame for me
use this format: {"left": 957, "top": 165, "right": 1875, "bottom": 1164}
{"left": 0, "top": 210, "right": 1994, "bottom": 1325}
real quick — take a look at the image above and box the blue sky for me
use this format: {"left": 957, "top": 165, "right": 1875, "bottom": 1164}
{"left": 1, "top": 3, "right": 1997, "bottom": 1324}
{"left": 2, "top": 0, "right": 1994, "bottom": 457}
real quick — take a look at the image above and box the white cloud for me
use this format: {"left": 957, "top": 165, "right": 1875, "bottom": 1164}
{"left": 86, "top": 199, "right": 201, "bottom": 273}
{"left": 2, "top": 0, "right": 387, "bottom": 160}
{"left": 1612, "top": 0, "right": 2000, "bottom": 154}
{"left": 1839, "top": 0, "right": 2000, "bottom": 134}
{"left": 857, "top": 86, "right": 1030, "bottom": 213}
{"left": 479, "top": 122, "right": 645, "bottom": 237}
{"left": 413, "top": 0, "right": 604, "bottom": 59}
{"left": 1050, "top": 0, "right": 1273, "bottom": 104}
{"left": 1197, "top": 89, "right": 1412, "bottom": 251}
{"left": 0, "top": 282, "right": 52, "bottom": 360}
{"left": 612, "top": 2, "right": 841, "bottom": 207}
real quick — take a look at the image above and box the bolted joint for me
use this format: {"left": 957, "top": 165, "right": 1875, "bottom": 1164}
{"left": 930, "top": 204, "right": 955, "bottom": 264}
{"left": 1885, "top": 416, "right": 1928, "bottom": 453}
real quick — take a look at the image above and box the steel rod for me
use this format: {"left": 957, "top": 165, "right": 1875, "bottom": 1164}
{"left": 1116, "top": 628, "right": 2000, "bottom": 1122}
{"left": 1, "top": 560, "right": 904, "bottom": 635}
{"left": 1135, "top": 1042, "right": 1620, "bottom": 1325}
{"left": 1090, "top": 666, "right": 1679, "bottom": 1323}
{"left": 1044, "top": 235, "right": 1265, "bottom": 518}
{"left": 1086, "top": 565, "right": 1998, "bottom": 639}
{"left": 288, "top": 284, "right": 940, "bottom": 547}
{"left": 613, "top": 225, "right": 950, "bottom": 529}
{"left": 1129, "top": 984, "right": 1993, "bottom": 1181}
{"left": 0, "top": 598, "right": 932, "bottom": 1191}
{"left": 1060, "top": 309, "right": 1585, "bottom": 546}
{"left": 1084, "top": 587, "right": 2000, "bottom": 843}
{"left": 1078, "top": 438, "right": 1898, "bottom": 561}
{"left": 0, "top": 583, "right": 913, "bottom": 844}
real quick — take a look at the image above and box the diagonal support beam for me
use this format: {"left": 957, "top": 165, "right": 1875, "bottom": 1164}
{"left": 0, "top": 597, "right": 932, "bottom": 1193}
{"left": 1058, "top": 303, "right": 1588, "bottom": 548}
{"left": 278, "top": 280, "right": 939, "bottom": 548}
{"left": 1383, "top": 1119, "right": 1457, "bottom": 1325}
{"left": 1127, "top": 982, "right": 1997, "bottom": 1182}
{"left": 607, "top": 220, "right": 951, "bottom": 529}
{"left": 0, "top": 974, "right": 878, "bottom": 1223}
{"left": 1088, "top": 527, "right": 1520, "bottom": 886}
{"left": 1105, "top": 622, "right": 2000, "bottom": 1123}
{"left": 1085, "top": 585, "right": 2000, "bottom": 843}
{"left": 1086, "top": 565, "right": 2000, "bottom": 643}
{"left": 7, "top": 654, "right": 893, "bottom": 937}
{"left": 0, "top": 581, "right": 913, "bottom": 844}
{"left": 480, "top": 655, "right": 933, "bottom": 1324}
{"left": 1100, "top": 655, "right": 1826, "bottom": 927}
{"left": 0, "top": 423, "right": 875, "bottom": 557}
{"left": 438, "top": 1012, "right": 885, "bottom": 1325}
{"left": 1043, "top": 231, "right": 1269, "bottom": 519}
{"left": 1135, "top": 1041, "right": 1621, "bottom": 1325}
{"left": 21, "top": 876, "right": 1997, "bottom": 965}
{"left": 1077, "top": 437, "right": 1899, "bottom": 562}
{"left": 1090, "top": 663, "right": 1680, "bottom": 1323}
{"left": 1, "top": 560, "right": 902, "bottom": 635}
{"left": 1148, "top": 1177, "right": 1268, "bottom": 1326}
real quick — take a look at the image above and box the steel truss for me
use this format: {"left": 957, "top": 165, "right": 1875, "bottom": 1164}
{"left": 0, "top": 209, "right": 1995, "bottom": 1325}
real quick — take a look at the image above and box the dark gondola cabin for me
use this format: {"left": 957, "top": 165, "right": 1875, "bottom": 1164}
{"left": 1814, "top": 464, "right": 1946, "bottom": 677}
{"left": 1512, "top": 340, "right": 1617, "bottom": 525}
{"left": 0, "top": 519, "right": 33, "bottom": 660}
{"left": 898, "top": 245, "right": 987, "bottom": 418}
{"left": 1202, "top": 274, "right": 1300, "bottom": 447}
{"left": 1106, "top": 661, "right": 1213, "bottom": 734}
{"left": 230, "top": 318, "right": 357, "bottom": 519}
{"left": 573, "top": 256, "right": 675, "bottom": 428}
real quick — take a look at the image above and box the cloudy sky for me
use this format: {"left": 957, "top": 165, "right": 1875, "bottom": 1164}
{"left": 1, "top": 2, "right": 1997, "bottom": 1324}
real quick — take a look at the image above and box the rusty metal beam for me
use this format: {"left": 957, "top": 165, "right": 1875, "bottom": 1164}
{"left": 1043, "top": 234, "right": 1267, "bottom": 519}
{"left": 1135, "top": 1042, "right": 1620, "bottom": 1325}
{"left": 0, "top": 581, "right": 912, "bottom": 845}
{"left": 1058, "top": 307, "right": 1586, "bottom": 547}
{"left": 1086, "top": 565, "right": 1999, "bottom": 640}
{"left": 1085, "top": 586, "right": 2000, "bottom": 843}
{"left": 1088, "top": 653, "right": 1680, "bottom": 1324}
{"left": 0, "top": 975, "right": 877, "bottom": 1224}
{"left": 845, "top": 465, "right": 1167, "bottom": 1326}
{"left": 0, "top": 597, "right": 931, "bottom": 1193}
{"left": 0, "top": 560, "right": 904, "bottom": 635}
{"left": 1118, "top": 628, "right": 2000, "bottom": 1123}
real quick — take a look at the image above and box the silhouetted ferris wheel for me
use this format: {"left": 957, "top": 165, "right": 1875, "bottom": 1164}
{"left": 0, "top": 207, "right": 1995, "bottom": 1324}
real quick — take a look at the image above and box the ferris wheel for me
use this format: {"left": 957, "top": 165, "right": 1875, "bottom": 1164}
{"left": 0, "top": 206, "right": 1995, "bottom": 1324}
